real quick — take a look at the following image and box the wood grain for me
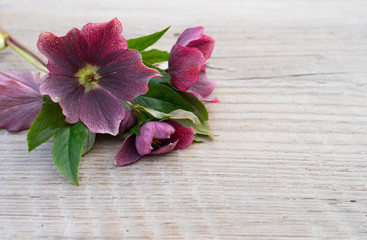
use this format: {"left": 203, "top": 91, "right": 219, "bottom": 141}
{"left": 1, "top": 0, "right": 367, "bottom": 239}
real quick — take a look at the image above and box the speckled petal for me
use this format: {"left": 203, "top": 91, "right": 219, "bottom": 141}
{"left": 79, "top": 18, "right": 128, "bottom": 64}
{"left": 58, "top": 85, "right": 85, "bottom": 124}
{"left": 187, "top": 70, "right": 219, "bottom": 103}
{"left": 40, "top": 74, "right": 80, "bottom": 102}
{"left": 176, "top": 26, "right": 204, "bottom": 46}
{"left": 0, "top": 71, "right": 42, "bottom": 132}
{"left": 168, "top": 44, "right": 205, "bottom": 91}
{"left": 187, "top": 34, "right": 215, "bottom": 60}
{"left": 98, "top": 49, "right": 160, "bottom": 101}
{"left": 114, "top": 134, "right": 142, "bottom": 166}
{"left": 166, "top": 120, "right": 195, "bottom": 150}
{"left": 37, "top": 28, "right": 83, "bottom": 75}
{"left": 80, "top": 88, "right": 125, "bottom": 135}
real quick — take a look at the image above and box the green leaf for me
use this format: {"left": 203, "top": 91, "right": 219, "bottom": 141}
{"left": 134, "top": 104, "right": 171, "bottom": 119}
{"left": 27, "top": 95, "right": 68, "bottom": 152}
{"left": 52, "top": 122, "right": 89, "bottom": 185}
{"left": 133, "top": 96, "right": 176, "bottom": 113}
{"left": 123, "top": 101, "right": 132, "bottom": 111}
{"left": 139, "top": 76, "right": 209, "bottom": 122}
{"left": 131, "top": 81, "right": 214, "bottom": 136}
{"left": 169, "top": 109, "right": 200, "bottom": 125}
{"left": 174, "top": 119, "right": 213, "bottom": 136}
{"left": 134, "top": 105, "right": 200, "bottom": 124}
{"left": 177, "top": 91, "right": 209, "bottom": 121}
{"left": 128, "top": 123, "right": 140, "bottom": 136}
{"left": 82, "top": 131, "right": 96, "bottom": 155}
{"left": 132, "top": 82, "right": 194, "bottom": 113}
{"left": 141, "top": 49, "right": 170, "bottom": 64}
{"left": 127, "top": 26, "right": 170, "bottom": 52}
{"left": 193, "top": 135, "right": 204, "bottom": 143}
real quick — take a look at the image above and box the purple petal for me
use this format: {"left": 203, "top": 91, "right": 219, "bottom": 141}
{"left": 119, "top": 110, "right": 137, "bottom": 134}
{"left": 58, "top": 85, "right": 85, "bottom": 124}
{"left": 2, "top": 71, "right": 42, "bottom": 91}
{"left": 187, "top": 34, "right": 215, "bottom": 60}
{"left": 135, "top": 121, "right": 175, "bottom": 156}
{"left": 166, "top": 120, "right": 195, "bottom": 150}
{"left": 37, "top": 18, "right": 128, "bottom": 75}
{"left": 37, "top": 28, "right": 83, "bottom": 75}
{"left": 168, "top": 44, "right": 205, "bottom": 91}
{"left": 151, "top": 140, "right": 178, "bottom": 155}
{"left": 40, "top": 74, "right": 86, "bottom": 123}
{"left": 80, "top": 88, "right": 125, "bottom": 135}
{"left": 152, "top": 122, "right": 175, "bottom": 139}
{"left": 79, "top": 18, "right": 128, "bottom": 64}
{"left": 114, "top": 134, "right": 142, "bottom": 166}
{"left": 176, "top": 26, "right": 204, "bottom": 46}
{"left": 187, "top": 70, "right": 219, "bottom": 102}
{"left": 196, "top": 95, "right": 220, "bottom": 103}
{"left": 135, "top": 123, "right": 154, "bottom": 155}
{"left": 0, "top": 71, "right": 42, "bottom": 132}
{"left": 98, "top": 49, "right": 160, "bottom": 101}
{"left": 40, "top": 74, "right": 80, "bottom": 102}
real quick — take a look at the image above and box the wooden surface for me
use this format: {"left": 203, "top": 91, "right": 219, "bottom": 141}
{"left": 1, "top": 0, "right": 367, "bottom": 239}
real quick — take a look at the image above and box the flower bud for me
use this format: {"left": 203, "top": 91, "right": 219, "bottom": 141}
{"left": 0, "top": 31, "right": 8, "bottom": 50}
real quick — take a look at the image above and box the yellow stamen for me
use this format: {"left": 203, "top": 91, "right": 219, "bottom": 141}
{"left": 75, "top": 64, "right": 102, "bottom": 92}
{"left": 151, "top": 139, "right": 162, "bottom": 149}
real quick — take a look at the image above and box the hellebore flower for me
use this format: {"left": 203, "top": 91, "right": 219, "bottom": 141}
{"left": 0, "top": 71, "right": 43, "bottom": 132}
{"left": 167, "top": 26, "right": 219, "bottom": 102}
{"left": 37, "top": 18, "right": 160, "bottom": 135}
{"left": 114, "top": 120, "right": 195, "bottom": 166}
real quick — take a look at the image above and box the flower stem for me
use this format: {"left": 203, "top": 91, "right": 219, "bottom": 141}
{"left": 5, "top": 37, "right": 49, "bottom": 73}
{"left": 126, "top": 101, "right": 135, "bottom": 109}
{"left": 0, "top": 27, "right": 48, "bottom": 73}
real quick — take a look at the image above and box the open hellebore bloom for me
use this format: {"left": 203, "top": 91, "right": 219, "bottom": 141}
{"left": 38, "top": 18, "right": 160, "bottom": 135}
{"left": 114, "top": 120, "right": 195, "bottom": 166}
{"left": 0, "top": 71, "right": 43, "bottom": 132}
{"left": 167, "top": 26, "right": 219, "bottom": 102}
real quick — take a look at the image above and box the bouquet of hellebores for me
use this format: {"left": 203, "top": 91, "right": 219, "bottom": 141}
{"left": 0, "top": 18, "right": 218, "bottom": 185}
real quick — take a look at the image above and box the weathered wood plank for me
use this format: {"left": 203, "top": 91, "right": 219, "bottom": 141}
{"left": 0, "top": 0, "right": 367, "bottom": 239}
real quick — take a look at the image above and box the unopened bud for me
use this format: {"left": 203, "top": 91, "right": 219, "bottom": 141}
{"left": 0, "top": 31, "right": 8, "bottom": 50}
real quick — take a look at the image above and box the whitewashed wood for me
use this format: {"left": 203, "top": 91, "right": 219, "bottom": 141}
{"left": 1, "top": 0, "right": 367, "bottom": 239}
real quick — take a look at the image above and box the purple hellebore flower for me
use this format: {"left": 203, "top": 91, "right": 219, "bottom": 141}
{"left": 37, "top": 18, "right": 160, "bottom": 135}
{"left": 0, "top": 71, "right": 43, "bottom": 132}
{"left": 167, "top": 26, "right": 219, "bottom": 103}
{"left": 114, "top": 120, "right": 195, "bottom": 166}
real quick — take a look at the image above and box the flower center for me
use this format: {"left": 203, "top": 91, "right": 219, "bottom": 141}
{"left": 75, "top": 64, "right": 102, "bottom": 92}
{"left": 151, "top": 138, "right": 163, "bottom": 150}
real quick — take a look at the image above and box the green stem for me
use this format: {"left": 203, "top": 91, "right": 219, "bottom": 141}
{"left": 0, "top": 26, "right": 48, "bottom": 73}
{"left": 5, "top": 37, "right": 48, "bottom": 73}
{"left": 126, "top": 101, "right": 135, "bottom": 109}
